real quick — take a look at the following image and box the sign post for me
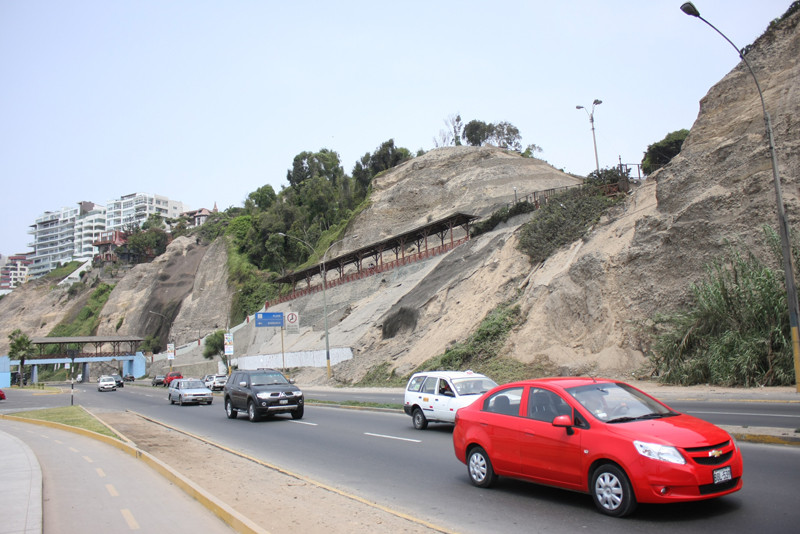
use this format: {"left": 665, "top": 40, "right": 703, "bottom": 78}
{"left": 256, "top": 312, "right": 286, "bottom": 369}
{"left": 66, "top": 349, "right": 78, "bottom": 406}
{"left": 285, "top": 312, "right": 300, "bottom": 334}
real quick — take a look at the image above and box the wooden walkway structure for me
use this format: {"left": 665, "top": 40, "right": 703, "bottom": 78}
{"left": 269, "top": 212, "right": 478, "bottom": 307}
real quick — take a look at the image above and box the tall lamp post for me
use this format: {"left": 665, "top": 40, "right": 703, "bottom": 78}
{"left": 576, "top": 99, "right": 602, "bottom": 177}
{"left": 680, "top": 2, "right": 800, "bottom": 391}
{"left": 278, "top": 233, "right": 356, "bottom": 380}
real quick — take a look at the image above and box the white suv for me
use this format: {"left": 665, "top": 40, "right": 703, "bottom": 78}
{"left": 403, "top": 370, "right": 497, "bottom": 429}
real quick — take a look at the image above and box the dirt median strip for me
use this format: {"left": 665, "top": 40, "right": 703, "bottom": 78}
{"left": 98, "top": 410, "right": 450, "bottom": 534}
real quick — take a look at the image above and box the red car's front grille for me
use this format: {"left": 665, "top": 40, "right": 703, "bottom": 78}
{"left": 683, "top": 440, "right": 733, "bottom": 466}
{"left": 692, "top": 451, "right": 733, "bottom": 465}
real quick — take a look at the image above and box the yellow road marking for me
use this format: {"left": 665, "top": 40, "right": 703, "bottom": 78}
{"left": 120, "top": 509, "right": 140, "bottom": 530}
{"left": 82, "top": 455, "right": 93, "bottom": 463}
{"left": 106, "top": 484, "right": 118, "bottom": 497}
{"left": 96, "top": 468, "right": 106, "bottom": 478}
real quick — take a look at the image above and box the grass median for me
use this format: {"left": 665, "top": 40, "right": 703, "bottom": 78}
{"left": 7, "top": 405, "right": 120, "bottom": 440}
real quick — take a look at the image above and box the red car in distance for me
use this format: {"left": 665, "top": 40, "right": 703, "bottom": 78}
{"left": 162, "top": 371, "right": 183, "bottom": 387}
{"left": 452, "top": 377, "right": 743, "bottom": 517}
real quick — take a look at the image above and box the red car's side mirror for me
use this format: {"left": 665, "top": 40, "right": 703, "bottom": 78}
{"left": 552, "top": 414, "right": 573, "bottom": 427}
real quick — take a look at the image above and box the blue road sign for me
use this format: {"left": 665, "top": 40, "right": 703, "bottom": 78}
{"left": 256, "top": 312, "right": 284, "bottom": 327}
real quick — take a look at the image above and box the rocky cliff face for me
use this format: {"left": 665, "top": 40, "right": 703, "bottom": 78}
{"left": 0, "top": 276, "right": 86, "bottom": 354}
{"left": 95, "top": 236, "right": 230, "bottom": 348}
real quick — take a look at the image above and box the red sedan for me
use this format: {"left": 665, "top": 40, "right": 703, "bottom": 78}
{"left": 452, "top": 377, "right": 743, "bottom": 517}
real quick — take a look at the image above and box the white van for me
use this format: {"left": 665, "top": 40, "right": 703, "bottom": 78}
{"left": 403, "top": 370, "right": 497, "bottom": 429}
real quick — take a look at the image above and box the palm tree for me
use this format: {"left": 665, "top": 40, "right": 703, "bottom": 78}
{"left": 8, "top": 329, "right": 34, "bottom": 386}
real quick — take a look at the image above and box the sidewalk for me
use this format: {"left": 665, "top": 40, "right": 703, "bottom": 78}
{"left": 0, "top": 417, "right": 261, "bottom": 534}
{"left": 0, "top": 429, "right": 41, "bottom": 534}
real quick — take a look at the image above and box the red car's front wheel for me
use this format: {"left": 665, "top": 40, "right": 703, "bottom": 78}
{"left": 591, "top": 464, "right": 637, "bottom": 517}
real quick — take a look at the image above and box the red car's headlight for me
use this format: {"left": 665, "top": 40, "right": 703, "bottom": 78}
{"left": 634, "top": 440, "right": 686, "bottom": 465}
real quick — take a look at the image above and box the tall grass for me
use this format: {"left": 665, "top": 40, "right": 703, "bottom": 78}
{"left": 652, "top": 228, "right": 795, "bottom": 386}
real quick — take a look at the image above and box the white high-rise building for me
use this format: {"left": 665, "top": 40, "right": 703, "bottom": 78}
{"left": 28, "top": 206, "right": 80, "bottom": 277}
{"left": 73, "top": 202, "right": 107, "bottom": 262}
{"left": 27, "top": 202, "right": 106, "bottom": 278}
{"left": 105, "top": 193, "right": 188, "bottom": 231}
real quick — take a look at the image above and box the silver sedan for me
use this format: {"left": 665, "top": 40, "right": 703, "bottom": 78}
{"left": 168, "top": 379, "right": 213, "bottom": 406}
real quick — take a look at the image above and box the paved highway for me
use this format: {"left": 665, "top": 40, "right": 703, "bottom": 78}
{"left": 3, "top": 383, "right": 800, "bottom": 533}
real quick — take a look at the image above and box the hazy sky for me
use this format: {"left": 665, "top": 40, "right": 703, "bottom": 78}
{"left": 0, "top": 1, "right": 791, "bottom": 256}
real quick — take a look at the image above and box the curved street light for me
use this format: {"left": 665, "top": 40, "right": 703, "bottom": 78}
{"left": 277, "top": 233, "right": 356, "bottom": 379}
{"left": 680, "top": 2, "right": 800, "bottom": 391}
{"left": 576, "top": 99, "right": 602, "bottom": 177}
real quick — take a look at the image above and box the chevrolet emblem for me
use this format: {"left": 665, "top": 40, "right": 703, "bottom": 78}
{"left": 708, "top": 449, "right": 723, "bottom": 458}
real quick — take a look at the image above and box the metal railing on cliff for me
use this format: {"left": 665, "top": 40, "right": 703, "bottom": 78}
{"left": 266, "top": 236, "right": 469, "bottom": 308}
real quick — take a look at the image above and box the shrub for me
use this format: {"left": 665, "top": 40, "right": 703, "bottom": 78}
{"left": 651, "top": 229, "right": 796, "bottom": 386}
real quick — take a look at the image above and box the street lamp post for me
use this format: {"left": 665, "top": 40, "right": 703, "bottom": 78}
{"left": 278, "top": 233, "right": 356, "bottom": 380}
{"left": 680, "top": 2, "right": 800, "bottom": 391}
{"left": 576, "top": 99, "right": 602, "bottom": 177}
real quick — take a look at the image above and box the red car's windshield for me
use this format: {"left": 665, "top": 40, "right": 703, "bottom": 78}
{"left": 567, "top": 382, "right": 677, "bottom": 423}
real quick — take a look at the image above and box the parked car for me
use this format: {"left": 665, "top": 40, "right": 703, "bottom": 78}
{"left": 452, "top": 377, "right": 743, "bottom": 517}
{"left": 10, "top": 372, "right": 28, "bottom": 386}
{"left": 97, "top": 376, "right": 117, "bottom": 392}
{"left": 163, "top": 371, "right": 183, "bottom": 386}
{"left": 123, "top": 374, "right": 135, "bottom": 382}
{"left": 168, "top": 378, "right": 213, "bottom": 406}
{"left": 223, "top": 368, "right": 303, "bottom": 422}
{"left": 0, "top": 389, "right": 6, "bottom": 401}
{"left": 403, "top": 370, "right": 497, "bottom": 430}
{"left": 152, "top": 375, "right": 166, "bottom": 386}
{"left": 206, "top": 374, "right": 228, "bottom": 391}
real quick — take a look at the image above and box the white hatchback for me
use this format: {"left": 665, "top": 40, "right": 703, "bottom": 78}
{"left": 403, "top": 370, "right": 497, "bottom": 429}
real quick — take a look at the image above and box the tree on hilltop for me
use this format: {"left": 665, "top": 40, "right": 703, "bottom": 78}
{"left": 642, "top": 129, "right": 689, "bottom": 175}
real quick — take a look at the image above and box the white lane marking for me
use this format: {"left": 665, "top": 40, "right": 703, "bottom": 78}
{"left": 690, "top": 411, "right": 800, "bottom": 418}
{"left": 290, "top": 420, "right": 318, "bottom": 426}
{"left": 364, "top": 432, "right": 421, "bottom": 443}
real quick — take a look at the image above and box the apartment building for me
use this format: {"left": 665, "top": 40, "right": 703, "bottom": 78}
{"left": 73, "top": 202, "right": 107, "bottom": 262}
{"left": 25, "top": 193, "right": 189, "bottom": 278}
{"left": 27, "top": 205, "right": 80, "bottom": 277}
{"left": 0, "top": 253, "right": 32, "bottom": 290}
{"left": 105, "top": 193, "right": 187, "bottom": 231}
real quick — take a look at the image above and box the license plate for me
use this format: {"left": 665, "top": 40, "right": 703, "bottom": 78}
{"left": 713, "top": 466, "right": 732, "bottom": 484}
{"left": 279, "top": 399, "right": 288, "bottom": 405}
